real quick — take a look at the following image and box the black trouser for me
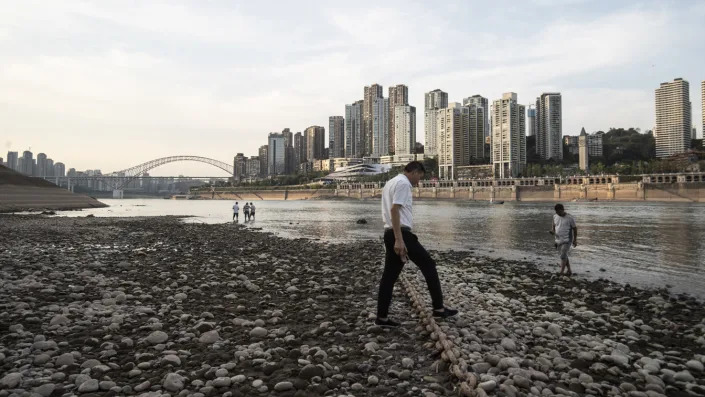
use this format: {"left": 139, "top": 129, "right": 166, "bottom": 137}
{"left": 377, "top": 228, "right": 444, "bottom": 318}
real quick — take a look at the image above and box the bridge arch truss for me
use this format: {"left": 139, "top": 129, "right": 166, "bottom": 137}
{"left": 105, "top": 156, "right": 233, "bottom": 190}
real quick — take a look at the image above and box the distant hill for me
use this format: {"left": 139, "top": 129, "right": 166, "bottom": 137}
{"left": 0, "top": 165, "right": 108, "bottom": 212}
{"left": 0, "top": 165, "right": 60, "bottom": 187}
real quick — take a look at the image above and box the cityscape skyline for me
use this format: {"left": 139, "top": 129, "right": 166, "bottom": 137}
{"left": 2, "top": 1, "right": 705, "bottom": 176}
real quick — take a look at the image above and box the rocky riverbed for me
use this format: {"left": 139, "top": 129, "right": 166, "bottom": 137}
{"left": 0, "top": 215, "right": 703, "bottom": 397}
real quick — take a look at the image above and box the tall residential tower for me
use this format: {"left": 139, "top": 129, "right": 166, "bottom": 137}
{"left": 388, "top": 84, "right": 409, "bottom": 154}
{"left": 654, "top": 78, "right": 691, "bottom": 158}
{"left": 491, "top": 93, "right": 526, "bottom": 178}
{"left": 424, "top": 89, "right": 448, "bottom": 156}
{"left": 328, "top": 116, "right": 345, "bottom": 159}
{"left": 536, "top": 93, "right": 563, "bottom": 160}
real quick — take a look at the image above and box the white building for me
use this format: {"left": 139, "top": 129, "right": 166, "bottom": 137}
{"left": 536, "top": 92, "right": 563, "bottom": 160}
{"left": 654, "top": 78, "right": 691, "bottom": 158}
{"left": 463, "top": 95, "right": 489, "bottom": 139}
{"left": 394, "top": 105, "right": 416, "bottom": 155}
{"left": 492, "top": 93, "right": 526, "bottom": 178}
{"left": 437, "top": 103, "right": 466, "bottom": 180}
{"left": 424, "top": 89, "right": 448, "bottom": 156}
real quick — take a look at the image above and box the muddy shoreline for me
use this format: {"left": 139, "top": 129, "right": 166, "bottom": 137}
{"left": 1, "top": 215, "right": 703, "bottom": 396}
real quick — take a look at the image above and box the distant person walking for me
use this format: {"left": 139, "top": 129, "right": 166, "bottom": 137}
{"left": 376, "top": 161, "right": 457, "bottom": 327}
{"left": 250, "top": 203, "right": 256, "bottom": 220}
{"left": 232, "top": 202, "right": 240, "bottom": 222}
{"left": 550, "top": 203, "right": 578, "bottom": 276}
{"left": 243, "top": 202, "right": 251, "bottom": 221}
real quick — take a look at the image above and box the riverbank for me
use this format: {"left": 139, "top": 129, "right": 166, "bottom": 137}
{"left": 1, "top": 216, "right": 703, "bottom": 396}
{"left": 0, "top": 165, "right": 107, "bottom": 212}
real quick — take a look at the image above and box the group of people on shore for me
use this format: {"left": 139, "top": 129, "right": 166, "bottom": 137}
{"left": 231, "top": 201, "right": 256, "bottom": 222}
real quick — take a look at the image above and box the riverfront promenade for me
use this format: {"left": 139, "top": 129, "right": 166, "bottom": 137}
{"left": 1, "top": 215, "right": 704, "bottom": 396}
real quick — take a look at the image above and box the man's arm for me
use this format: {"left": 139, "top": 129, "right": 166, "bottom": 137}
{"left": 390, "top": 204, "right": 408, "bottom": 262}
{"left": 572, "top": 226, "right": 578, "bottom": 247}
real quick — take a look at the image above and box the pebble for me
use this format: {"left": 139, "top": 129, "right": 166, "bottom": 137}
{"left": 77, "top": 379, "right": 99, "bottom": 393}
{"left": 1, "top": 373, "right": 22, "bottom": 389}
{"left": 198, "top": 330, "right": 220, "bottom": 343}
{"left": 146, "top": 330, "right": 168, "bottom": 344}
{"left": 163, "top": 373, "right": 185, "bottom": 392}
{"left": 249, "top": 327, "right": 268, "bottom": 338}
{"left": 274, "top": 381, "right": 293, "bottom": 391}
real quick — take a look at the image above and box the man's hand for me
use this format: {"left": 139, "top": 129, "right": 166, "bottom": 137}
{"left": 394, "top": 238, "right": 408, "bottom": 263}
{"left": 572, "top": 240, "right": 578, "bottom": 248}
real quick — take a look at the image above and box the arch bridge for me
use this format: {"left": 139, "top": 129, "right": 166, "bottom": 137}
{"left": 84, "top": 156, "right": 233, "bottom": 196}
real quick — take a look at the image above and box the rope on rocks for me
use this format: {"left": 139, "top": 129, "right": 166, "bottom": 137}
{"left": 401, "top": 273, "right": 481, "bottom": 397}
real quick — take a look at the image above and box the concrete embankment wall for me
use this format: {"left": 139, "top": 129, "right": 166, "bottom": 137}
{"left": 334, "top": 182, "right": 705, "bottom": 203}
{"left": 0, "top": 185, "right": 108, "bottom": 212}
{"left": 199, "top": 189, "right": 336, "bottom": 201}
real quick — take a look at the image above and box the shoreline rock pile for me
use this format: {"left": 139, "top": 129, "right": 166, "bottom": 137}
{"left": 0, "top": 215, "right": 703, "bottom": 396}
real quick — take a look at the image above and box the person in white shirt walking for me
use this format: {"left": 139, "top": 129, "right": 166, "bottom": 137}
{"left": 376, "top": 161, "right": 458, "bottom": 327}
{"left": 550, "top": 203, "right": 578, "bottom": 276}
{"left": 232, "top": 202, "right": 240, "bottom": 222}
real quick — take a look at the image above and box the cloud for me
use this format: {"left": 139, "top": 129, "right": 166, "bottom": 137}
{"left": 0, "top": 1, "right": 702, "bottom": 174}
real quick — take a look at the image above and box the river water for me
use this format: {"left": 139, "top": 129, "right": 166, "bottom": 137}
{"left": 53, "top": 199, "right": 705, "bottom": 298}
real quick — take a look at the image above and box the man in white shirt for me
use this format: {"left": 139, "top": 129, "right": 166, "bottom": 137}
{"left": 376, "top": 161, "right": 457, "bottom": 327}
{"left": 232, "top": 202, "right": 239, "bottom": 222}
{"left": 550, "top": 203, "right": 578, "bottom": 276}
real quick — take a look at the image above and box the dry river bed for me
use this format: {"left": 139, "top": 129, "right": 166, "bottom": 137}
{"left": 0, "top": 215, "right": 704, "bottom": 397}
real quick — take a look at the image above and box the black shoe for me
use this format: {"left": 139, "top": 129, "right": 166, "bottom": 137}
{"left": 375, "top": 318, "right": 401, "bottom": 328}
{"left": 433, "top": 308, "right": 459, "bottom": 318}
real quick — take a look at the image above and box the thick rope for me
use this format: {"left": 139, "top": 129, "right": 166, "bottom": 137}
{"left": 401, "top": 273, "right": 480, "bottom": 397}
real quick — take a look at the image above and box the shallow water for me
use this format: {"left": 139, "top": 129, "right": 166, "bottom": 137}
{"left": 52, "top": 198, "right": 705, "bottom": 298}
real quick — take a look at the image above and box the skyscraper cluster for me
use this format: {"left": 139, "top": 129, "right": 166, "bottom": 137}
{"left": 3, "top": 150, "right": 67, "bottom": 178}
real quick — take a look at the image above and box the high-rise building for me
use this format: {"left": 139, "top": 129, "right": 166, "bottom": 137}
{"left": 46, "top": 158, "right": 54, "bottom": 177}
{"left": 259, "top": 145, "right": 269, "bottom": 176}
{"left": 466, "top": 104, "right": 486, "bottom": 161}
{"left": 372, "top": 97, "right": 389, "bottom": 156}
{"left": 587, "top": 130, "right": 603, "bottom": 157}
{"left": 246, "top": 156, "right": 260, "bottom": 177}
{"left": 282, "top": 128, "right": 293, "bottom": 147}
{"left": 345, "top": 100, "right": 364, "bottom": 158}
{"left": 0, "top": 157, "right": 3, "bottom": 167}
{"left": 329, "top": 116, "right": 345, "bottom": 159}
{"left": 536, "top": 93, "right": 563, "bottom": 160}
{"left": 268, "top": 133, "right": 286, "bottom": 175}
{"left": 54, "top": 162, "right": 66, "bottom": 177}
{"left": 654, "top": 78, "right": 692, "bottom": 158}
{"left": 492, "top": 93, "right": 526, "bottom": 178}
{"left": 694, "top": 126, "right": 698, "bottom": 141}
{"left": 437, "top": 103, "right": 467, "bottom": 180}
{"left": 294, "top": 132, "right": 304, "bottom": 166}
{"left": 388, "top": 84, "right": 409, "bottom": 154}
{"left": 579, "top": 129, "right": 589, "bottom": 171}
{"left": 394, "top": 105, "right": 416, "bottom": 155}
{"left": 363, "top": 84, "right": 384, "bottom": 156}
{"left": 701, "top": 81, "right": 704, "bottom": 139}
{"left": 6, "top": 151, "right": 18, "bottom": 171}
{"left": 20, "top": 150, "right": 33, "bottom": 176}
{"left": 305, "top": 126, "right": 325, "bottom": 161}
{"left": 234, "top": 153, "right": 247, "bottom": 182}
{"left": 424, "top": 89, "right": 449, "bottom": 157}
{"left": 527, "top": 105, "right": 536, "bottom": 137}
{"left": 463, "top": 95, "right": 490, "bottom": 140}
{"left": 36, "top": 153, "right": 48, "bottom": 177}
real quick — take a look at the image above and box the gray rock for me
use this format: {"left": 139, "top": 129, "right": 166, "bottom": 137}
{"left": 199, "top": 330, "right": 220, "bottom": 344}
{"left": 50, "top": 314, "right": 69, "bottom": 326}
{"left": 134, "top": 380, "right": 151, "bottom": 392}
{"left": 232, "top": 374, "right": 246, "bottom": 383}
{"left": 368, "top": 375, "right": 379, "bottom": 385}
{"left": 163, "top": 373, "right": 185, "bottom": 392}
{"left": 513, "top": 375, "right": 530, "bottom": 389}
{"left": 163, "top": 354, "right": 181, "bottom": 366}
{"left": 472, "top": 362, "right": 492, "bottom": 373}
{"left": 32, "top": 383, "right": 55, "bottom": 397}
{"left": 215, "top": 368, "right": 228, "bottom": 377}
{"left": 501, "top": 338, "right": 517, "bottom": 351}
{"left": 274, "top": 381, "right": 293, "bottom": 391}
{"left": 547, "top": 323, "right": 562, "bottom": 337}
{"left": 673, "top": 370, "right": 694, "bottom": 382}
{"left": 213, "top": 377, "right": 231, "bottom": 387}
{"left": 34, "top": 353, "right": 51, "bottom": 365}
{"left": 146, "top": 331, "right": 168, "bottom": 344}
{"left": 402, "top": 357, "right": 414, "bottom": 369}
{"left": 78, "top": 379, "right": 99, "bottom": 393}
{"left": 80, "top": 358, "right": 101, "bottom": 369}
{"left": 479, "top": 380, "right": 497, "bottom": 391}
{"left": 99, "top": 381, "right": 116, "bottom": 390}
{"left": 55, "top": 352, "right": 75, "bottom": 366}
{"left": 686, "top": 360, "right": 704, "bottom": 372}
{"left": 299, "top": 364, "right": 324, "bottom": 380}
{"left": 249, "top": 327, "right": 268, "bottom": 338}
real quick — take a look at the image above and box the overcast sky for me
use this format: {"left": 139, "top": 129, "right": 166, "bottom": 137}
{"left": 2, "top": 0, "right": 704, "bottom": 176}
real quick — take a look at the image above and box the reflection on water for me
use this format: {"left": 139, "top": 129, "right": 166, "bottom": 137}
{"left": 55, "top": 198, "right": 705, "bottom": 298}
